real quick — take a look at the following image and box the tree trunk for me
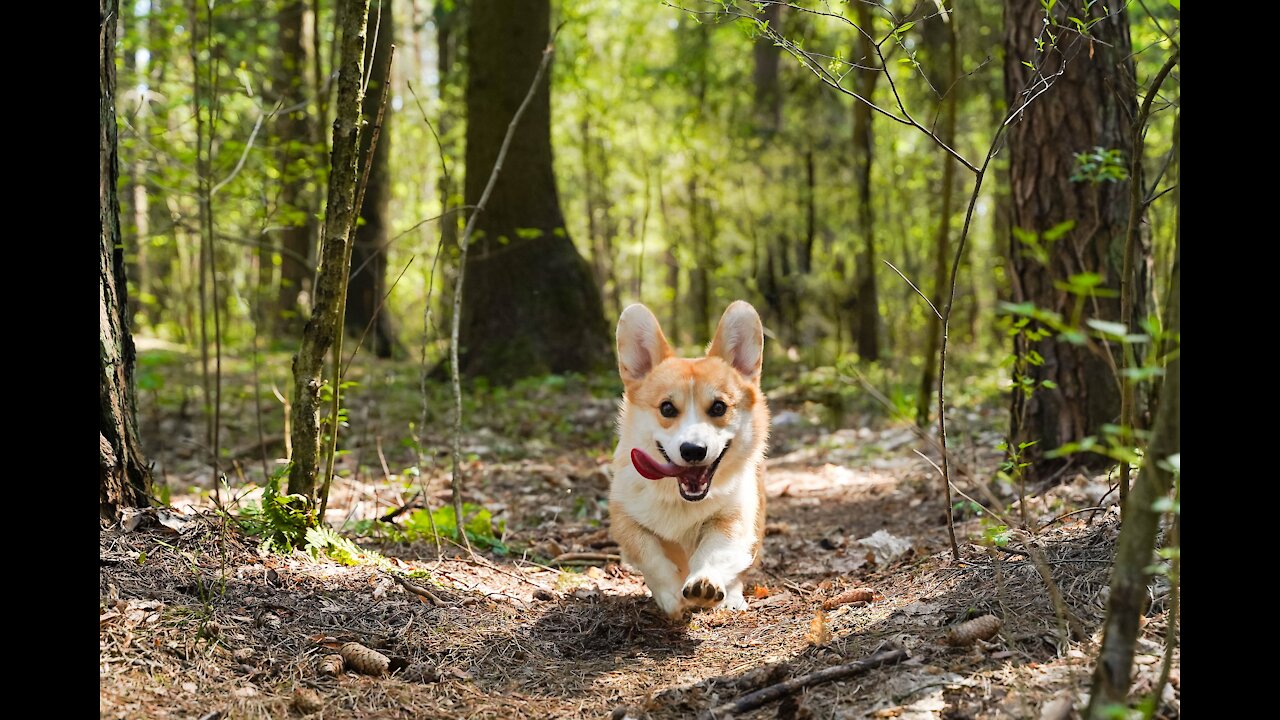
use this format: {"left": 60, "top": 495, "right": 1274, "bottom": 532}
{"left": 595, "top": 134, "right": 621, "bottom": 318}
{"left": 851, "top": 0, "right": 880, "bottom": 362}
{"left": 288, "top": 0, "right": 371, "bottom": 498}
{"left": 273, "top": 0, "right": 318, "bottom": 337}
{"left": 1087, "top": 141, "right": 1178, "bottom": 718}
{"left": 121, "top": 15, "right": 150, "bottom": 327}
{"left": 582, "top": 116, "right": 605, "bottom": 306}
{"left": 457, "top": 0, "right": 611, "bottom": 382}
{"left": 346, "top": 0, "right": 397, "bottom": 359}
{"left": 800, "top": 144, "right": 816, "bottom": 275}
{"left": 917, "top": 13, "right": 960, "bottom": 427}
{"left": 657, "top": 170, "right": 681, "bottom": 346}
{"left": 101, "top": 0, "right": 152, "bottom": 517}
{"left": 752, "top": 1, "right": 782, "bottom": 135}
{"left": 1004, "top": 1, "right": 1141, "bottom": 477}
{"left": 434, "top": 0, "right": 463, "bottom": 253}
{"left": 688, "top": 176, "right": 713, "bottom": 343}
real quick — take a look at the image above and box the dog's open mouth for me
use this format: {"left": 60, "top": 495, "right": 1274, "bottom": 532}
{"left": 630, "top": 441, "right": 732, "bottom": 501}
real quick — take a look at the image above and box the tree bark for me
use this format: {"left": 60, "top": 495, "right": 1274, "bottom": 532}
{"left": 102, "top": 0, "right": 152, "bottom": 517}
{"left": 346, "top": 0, "right": 397, "bottom": 359}
{"left": 434, "top": 0, "right": 463, "bottom": 253}
{"left": 851, "top": 0, "right": 880, "bottom": 362}
{"left": 1004, "top": 1, "right": 1141, "bottom": 477}
{"left": 457, "top": 0, "right": 611, "bottom": 382}
{"left": 288, "top": 0, "right": 372, "bottom": 498}
{"left": 272, "top": 0, "right": 319, "bottom": 337}
{"left": 1087, "top": 136, "right": 1178, "bottom": 718}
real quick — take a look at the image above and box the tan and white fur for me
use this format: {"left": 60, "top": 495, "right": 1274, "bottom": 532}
{"left": 609, "top": 301, "right": 770, "bottom": 620}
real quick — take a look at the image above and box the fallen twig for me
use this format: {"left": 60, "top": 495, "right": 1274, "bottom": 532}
{"left": 389, "top": 573, "right": 447, "bottom": 607}
{"left": 379, "top": 490, "right": 423, "bottom": 522}
{"left": 1038, "top": 506, "right": 1109, "bottom": 532}
{"left": 550, "top": 552, "right": 621, "bottom": 566}
{"left": 705, "top": 648, "right": 908, "bottom": 718}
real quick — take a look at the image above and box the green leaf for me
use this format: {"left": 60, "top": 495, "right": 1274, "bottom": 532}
{"left": 1086, "top": 319, "right": 1129, "bottom": 338}
{"left": 1121, "top": 366, "right": 1163, "bottom": 381}
{"left": 998, "top": 301, "right": 1037, "bottom": 317}
{"left": 1042, "top": 219, "right": 1076, "bottom": 241}
{"left": 1067, "top": 272, "right": 1104, "bottom": 289}
{"left": 894, "top": 20, "right": 916, "bottom": 35}
{"left": 1167, "top": 0, "right": 1179, "bottom": 9}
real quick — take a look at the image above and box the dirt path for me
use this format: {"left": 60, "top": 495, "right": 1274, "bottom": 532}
{"left": 101, "top": 363, "right": 1177, "bottom": 719}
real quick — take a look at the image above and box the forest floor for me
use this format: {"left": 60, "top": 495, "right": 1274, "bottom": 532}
{"left": 100, "top": 345, "right": 1179, "bottom": 719}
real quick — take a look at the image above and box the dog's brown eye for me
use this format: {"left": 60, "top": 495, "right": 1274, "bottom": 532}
{"left": 660, "top": 401, "right": 679, "bottom": 418}
{"left": 709, "top": 400, "right": 727, "bottom": 417}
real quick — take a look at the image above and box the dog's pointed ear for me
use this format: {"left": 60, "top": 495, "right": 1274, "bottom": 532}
{"left": 708, "top": 301, "right": 764, "bottom": 384}
{"left": 617, "top": 304, "right": 672, "bottom": 388}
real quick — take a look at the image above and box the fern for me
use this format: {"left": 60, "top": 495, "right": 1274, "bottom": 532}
{"left": 237, "top": 464, "right": 313, "bottom": 553}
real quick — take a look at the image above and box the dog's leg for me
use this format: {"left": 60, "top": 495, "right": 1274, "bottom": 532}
{"left": 723, "top": 578, "right": 747, "bottom": 611}
{"left": 611, "top": 508, "right": 688, "bottom": 621}
{"left": 683, "top": 511, "right": 756, "bottom": 611}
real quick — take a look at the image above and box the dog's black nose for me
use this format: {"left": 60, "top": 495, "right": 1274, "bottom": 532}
{"left": 680, "top": 442, "right": 708, "bottom": 463}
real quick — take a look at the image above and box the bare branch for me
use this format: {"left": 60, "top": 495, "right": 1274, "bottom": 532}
{"left": 883, "top": 259, "right": 942, "bottom": 321}
{"left": 210, "top": 101, "right": 272, "bottom": 197}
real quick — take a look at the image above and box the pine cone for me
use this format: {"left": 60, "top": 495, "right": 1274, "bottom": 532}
{"left": 318, "top": 654, "right": 345, "bottom": 677}
{"left": 822, "top": 587, "right": 877, "bottom": 610}
{"left": 340, "top": 642, "right": 390, "bottom": 676}
{"left": 944, "top": 615, "right": 1001, "bottom": 646}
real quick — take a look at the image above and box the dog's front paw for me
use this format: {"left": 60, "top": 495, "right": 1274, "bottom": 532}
{"left": 682, "top": 575, "right": 726, "bottom": 607}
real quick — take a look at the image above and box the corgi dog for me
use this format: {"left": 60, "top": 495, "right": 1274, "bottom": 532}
{"left": 609, "top": 301, "right": 770, "bottom": 620}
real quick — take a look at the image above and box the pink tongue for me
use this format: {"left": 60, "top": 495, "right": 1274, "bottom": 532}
{"left": 631, "top": 448, "right": 685, "bottom": 480}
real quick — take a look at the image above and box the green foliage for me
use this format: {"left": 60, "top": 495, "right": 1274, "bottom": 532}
{"left": 237, "top": 465, "right": 314, "bottom": 553}
{"left": 996, "top": 438, "right": 1036, "bottom": 490}
{"left": 1071, "top": 146, "right": 1129, "bottom": 183}
{"left": 319, "top": 379, "right": 359, "bottom": 432}
{"left": 305, "top": 525, "right": 385, "bottom": 566}
{"left": 1098, "top": 703, "right": 1141, "bottom": 720}
{"left": 979, "top": 519, "right": 1012, "bottom": 548}
{"left": 1001, "top": 277, "right": 1178, "bottom": 469}
{"left": 1045, "top": 423, "right": 1144, "bottom": 465}
{"left": 402, "top": 503, "right": 509, "bottom": 555}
